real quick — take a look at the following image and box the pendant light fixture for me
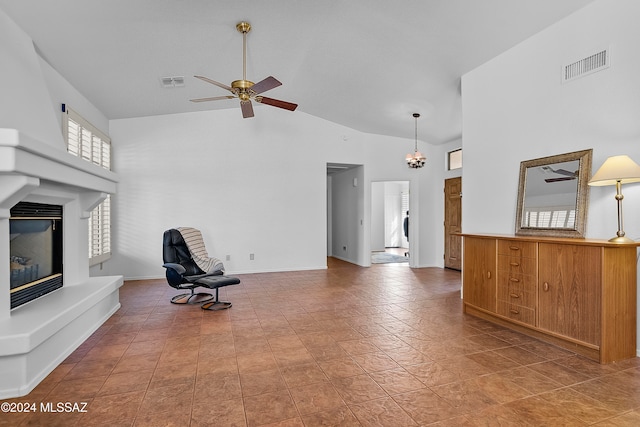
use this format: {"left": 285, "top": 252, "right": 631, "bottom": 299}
{"left": 406, "top": 113, "right": 426, "bottom": 169}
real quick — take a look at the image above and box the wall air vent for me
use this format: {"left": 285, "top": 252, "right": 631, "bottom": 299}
{"left": 562, "top": 48, "right": 610, "bottom": 83}
{"left": 160, "top": 76, "right": 185, "bottom": 88}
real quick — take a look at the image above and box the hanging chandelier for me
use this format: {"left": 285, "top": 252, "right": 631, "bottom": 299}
{"left": 406, "top": 113, "right": 426, "bottom": 169}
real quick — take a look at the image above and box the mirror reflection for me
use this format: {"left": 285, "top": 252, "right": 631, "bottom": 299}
{"left": 516, "top": 149, "right": 592, "bottom": 238}
{"left": 521, "top": 159, "right": 579, "bottom": 229}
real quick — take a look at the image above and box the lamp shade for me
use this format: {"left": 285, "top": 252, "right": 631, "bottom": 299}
{"left": 588, "top": 155, "right": 640, "bottom": 187}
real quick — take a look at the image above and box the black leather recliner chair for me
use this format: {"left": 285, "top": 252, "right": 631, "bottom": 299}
{"left": 162, "top": 228, "right": 240, "bottom": 310}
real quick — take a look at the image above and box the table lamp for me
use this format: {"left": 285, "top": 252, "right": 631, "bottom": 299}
{"left": 588, "top": 155, "right": 640, "bottom": 243}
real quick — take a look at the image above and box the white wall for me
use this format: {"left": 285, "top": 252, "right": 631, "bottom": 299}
{"left": 108, "top": 107, "right": 445, "bottom": 278}
{"left": 331, "top": 166, "right": 364, "bottom": 264}
{"left": 370, "top": 181, "right": 385, "bottom": 252}
{"left": 462, "top": 0, "right": 640, "bottom": 241}
{"left": 39, "top": 59, "right": 109, "bottom": 137}
{"left": 0, "top": 8, "right": 65, "bottom": 150}
{"left": 462, "top": 0, "right": 640, "bottom": 353}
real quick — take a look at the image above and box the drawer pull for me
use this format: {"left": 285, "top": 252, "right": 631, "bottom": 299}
{"left": 487, "top": 271, "right": 491, "bottom": 279}
{"left": 509, "top": 309, "right": 520, "bottom": 314}
{"left": 543, "top": 282, "right": 549, "bottom": 292}
{"left": 509, "top": 293, "right": 520, "bottom": 298}
{"left": 510, "top": 262, "right": 520, "bottom": 267}
{"left": 509, "top": 246, "right": 520, "bottom": 251}
{"left": 509, "top": 277, "right": 520, "bottom": 282}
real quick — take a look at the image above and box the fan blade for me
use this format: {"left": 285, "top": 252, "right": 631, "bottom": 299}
{"left": 194, "top": 75, "right": 234, "bottom": 92}
{"left": 545, "top": 177, "right": 575, "bottom": 183}
{"left": 250, "top": 76, "right": 282, "bottom": 94}
{"left": 257, "top": 96, "right": 298, "bottom": 111}
{"left": 241, "top": 100, "right": 254, "bottom": 118}
{"left": 555, "top": 169, "right": 578, "bottom": 177}
{"left": 190, "top": 95, "right": 235, "bottom": 103}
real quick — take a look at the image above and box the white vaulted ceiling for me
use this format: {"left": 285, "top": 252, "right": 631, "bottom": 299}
{"left": 0, "top": 0, "right": 594, "bottom": 144}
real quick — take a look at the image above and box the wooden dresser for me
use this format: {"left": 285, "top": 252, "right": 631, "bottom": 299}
{"left": 462, "top": 234, "right": 639, "bottom": 363}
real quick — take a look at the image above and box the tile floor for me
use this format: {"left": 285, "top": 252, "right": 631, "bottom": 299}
{"left": 2, "top": 257, "right": 640, "bottom": 426}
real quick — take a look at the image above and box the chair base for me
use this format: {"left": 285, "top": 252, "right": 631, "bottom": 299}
{"left": 201, "top": 301, "right": 232, "bottom": 310}
{"left": 171, "top": 292, "right": 214, "bottom": 304}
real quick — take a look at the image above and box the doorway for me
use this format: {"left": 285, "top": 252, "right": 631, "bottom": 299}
{"left": 371, "top": 181, "right": 409, "bottom": 265}
{"left": 327, "top": 163, "right": 364, "bottom": 265}
{"left": 444, "top": 177, "right": 462, "bottom": 270}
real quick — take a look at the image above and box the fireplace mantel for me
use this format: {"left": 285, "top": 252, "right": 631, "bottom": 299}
{"left": 0, "top": 128, "right": 123, "bottom": 399}
{"left": 0, "top": 128, "right": 117, "bottom": 218}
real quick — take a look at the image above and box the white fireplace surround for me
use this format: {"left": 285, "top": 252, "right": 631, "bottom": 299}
{"left": 0, "top": 128, "right": 122, "bottom": 399}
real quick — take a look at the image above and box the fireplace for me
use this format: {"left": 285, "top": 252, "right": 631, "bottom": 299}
{"left": 10, "top": 202, "right": 63, "bottom": 309}
{"left": 1, "top": 128, "right": 122, "bottom": 399}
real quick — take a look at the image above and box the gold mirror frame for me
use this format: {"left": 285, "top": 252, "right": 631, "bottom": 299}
{"left": 515, "top": 149, "right": 592, "bottom": 238}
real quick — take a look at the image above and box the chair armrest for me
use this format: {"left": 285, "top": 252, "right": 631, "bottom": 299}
{"left": 162, "top": 263, "right": 186, "bottom": 275}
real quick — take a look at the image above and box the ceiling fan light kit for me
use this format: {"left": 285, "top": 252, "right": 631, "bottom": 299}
{"left": 190, "top": 21, "right": 298, "bottom": 118}
{"left": 406, "top": 113, "right": 426, "bottom": 169}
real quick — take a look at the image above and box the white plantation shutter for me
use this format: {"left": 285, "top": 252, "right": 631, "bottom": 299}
{"left": 401, "top": 192, "right": 409, "bottom": 246}
{"left": 63, "top": 106, "right": 112, "bottom": 265}
{"left": 401, "top": 192, "right": 409, "bottom": 217}
{"left": 523, "top": 207, "right": 576, "bottom": 229}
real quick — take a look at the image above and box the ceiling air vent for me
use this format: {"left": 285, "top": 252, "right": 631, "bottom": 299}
{"left": 562, "top": 48, "right": 610, "bottom": 83}
{"left": 160, "top": 76, "right": 185, "bottom": 88}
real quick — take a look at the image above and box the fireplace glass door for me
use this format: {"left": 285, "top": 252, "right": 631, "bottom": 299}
{"left": 9, "top": 202, "right": 63, "bottom": 309}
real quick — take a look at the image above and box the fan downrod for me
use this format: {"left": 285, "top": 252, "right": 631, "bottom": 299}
{"left": 235, "top": 21, "right": 253, "bottom": 91}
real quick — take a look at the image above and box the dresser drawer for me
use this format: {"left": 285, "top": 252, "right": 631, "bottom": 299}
{"left": 497, "top": 271, "right": 536, "bottom": 290}
{"left": 497, "top": 282, "right": 536, "bottom": 308}
{"left": 496, "top": 301, "right": 535, "bottom": 326}
{"left": 498, "top": 255, "right": 537, "bottom": 275}
{"left": 498, "top": 240, "right": 537, "bottom": 259}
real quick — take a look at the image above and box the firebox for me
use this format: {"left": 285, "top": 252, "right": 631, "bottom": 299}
{"left": 9, "top": 202, "right": 63, "bottom": 309}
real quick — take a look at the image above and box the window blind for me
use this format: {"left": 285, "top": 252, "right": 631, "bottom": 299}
{"left": 63, "top": 106, "right": 112, "bottom": 265}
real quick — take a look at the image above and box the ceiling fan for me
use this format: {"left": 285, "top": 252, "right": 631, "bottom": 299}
{"left": 190, "top": 21, "right": 298, "bottom": 118}
{"left": 541, "top": 166, "right": 578, "bottom": 183}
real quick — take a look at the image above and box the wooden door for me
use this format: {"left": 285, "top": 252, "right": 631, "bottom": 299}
{"left": 444, "top": 177, "right": 462, "bottom": 270}
{"left": 538, "top": 243, "right": 601, "bottom": 345}
{"left": 463, "top": 236, "right": 496, "bottom": 312}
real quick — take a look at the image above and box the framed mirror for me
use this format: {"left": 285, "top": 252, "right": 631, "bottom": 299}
{"left": 515, "top": 149, "right": 592, "bottom": 238}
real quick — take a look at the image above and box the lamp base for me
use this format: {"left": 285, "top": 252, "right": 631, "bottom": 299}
{"left": 608, "top": 235, "right": 635, "bottom": 244}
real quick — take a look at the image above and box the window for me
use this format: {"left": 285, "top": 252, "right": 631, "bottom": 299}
{"left": 448, "top": 149, "right": 462, "bottom": 170}
{"left": 63, "top": 106, "right": 112, "bottom": 265}
{"left": 401, "top": 191, "right": 409, "bottom": 244}
{"left": 523, "top": 207, "right": 576, "bottom": 229}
